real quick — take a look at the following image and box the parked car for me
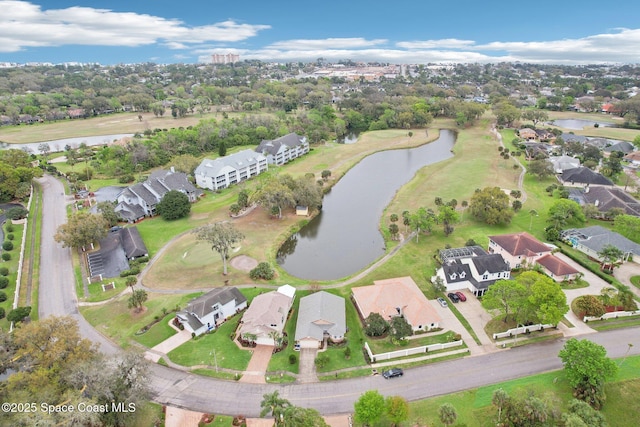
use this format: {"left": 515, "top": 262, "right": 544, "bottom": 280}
{"left": 455, "top": 291, "right": 467, "bottom": 302}
{"left": 447, "top": 292, "right": 460, "bottom": 303}
{"left": 437, "top": 297, "right": 448, "bottom": 308}
{"left": 293, "top": 344, "right": 301, "bottom": 352}
{"left": 382, "top": 368, "right": 404, "bottom": 379}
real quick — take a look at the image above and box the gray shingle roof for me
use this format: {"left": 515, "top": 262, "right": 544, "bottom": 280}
{"left": 119, "top": 227, "right": 148, "bottom": 259}
{"left": 472, "top": 254, "right": 511, "bottom": 275}
{"left": 195, "top": 150, "right": 266, "bottom": 178}
{"left": 295, "top": 291, "right": 346, "bottom": 341}
{"left": 560, "top": 167, "right": 613, "bottom": 186}
{"left": 184, "top": 287, "right": 247, "bottom": 319}
{"left": 256, "top": 133, "right": 306, "bottom": 156}
{"left": 564, "top": 225, "right": 640, "bottom": 257}
{"left": 129, "top": 183, "right": 158, "bottom": 205}
{"left": 115, "top": 202, "right": 145, "bottom": 222}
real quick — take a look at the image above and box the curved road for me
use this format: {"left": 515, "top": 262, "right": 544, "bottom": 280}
{"left": 38, "top": 174, "right": 640, "bottom": 417}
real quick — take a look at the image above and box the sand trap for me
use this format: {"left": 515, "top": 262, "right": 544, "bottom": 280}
{"left": 230, "top": 255, "right": 258, "bottom": 272}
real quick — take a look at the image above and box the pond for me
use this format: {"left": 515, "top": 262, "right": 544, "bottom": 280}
{"left": 547, "top": 119, "right": 614, "bottom": 130}
{"left": 0, "top": 134, "right": 134, "bottom": 153}
{"left": 277, "top": 129, "right": 456, "bottom": 281}
{"left": 336, "top": 132, "right": 360, "bottom": 144}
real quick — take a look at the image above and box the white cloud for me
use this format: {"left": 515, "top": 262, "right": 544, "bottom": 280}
{"left": 396, "top": 39, "right": 476, "bottom": 49}
{"left": 268, "top": 38, "right": 387, "bottom": 50}
{"left": 0, "top": 1, "right": 270, "bottom": 52}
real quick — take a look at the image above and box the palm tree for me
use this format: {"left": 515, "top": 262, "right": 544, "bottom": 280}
{"left": 260, "top": 391, "right": 291, "bottom": 424}
{"left": 438, "top": 403, "right": 457, "bottom": 426}
{"left": 528, "top": 209, "right": 538, "bottom": 230}
{"left": 597, "top": 244, "right": 624, "bottom": 273}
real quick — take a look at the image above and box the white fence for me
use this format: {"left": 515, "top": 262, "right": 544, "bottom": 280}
{"left": 583, "top": 310, "right": 640, "bottom": 322}
{"left": 9, "top": 185, "right": 33, "bottom": 333}
{"left": 364, "top": 340, "right": 463, "bottom": 362}
{"left": 492, "top": 323, "right": 555, "bottom": 340}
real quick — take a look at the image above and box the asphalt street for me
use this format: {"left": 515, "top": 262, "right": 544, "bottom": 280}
{"left": 37, "top": 174, "right": 640, "bottom": 417}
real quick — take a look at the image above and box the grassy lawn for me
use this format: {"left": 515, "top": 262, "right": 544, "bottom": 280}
{"left": 80, "top": 292, "right": 202, "bottom": 348}
{"left": 630, "top": 275, "right": 640, "bottom": 289}
{"left": 166, "top": 314, "right": 251, "bottom": 370}
{"left": 366, "top": 330, "right": 454, "bottom": 354}
{"left": 406, "top": 354, "right": 640, "bottom": 427}
{"left": 587, "top": 316, "right": 640, "bottom": 331}
{"left": 18, "top": 183, "right": 42, "bottom": 317}
{"left": 132, "top": 315, "right": 178, "bottom": 348}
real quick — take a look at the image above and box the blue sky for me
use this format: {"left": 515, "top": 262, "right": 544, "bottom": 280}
{"left": 2, "top": 0, "right": 640, "bottom": 65}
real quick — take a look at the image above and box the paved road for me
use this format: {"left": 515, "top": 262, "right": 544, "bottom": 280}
{"left": 37, "top": 174, "right": 640, "bottom": 417}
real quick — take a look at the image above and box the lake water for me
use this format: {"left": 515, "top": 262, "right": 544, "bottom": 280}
{"left": 548, "top": 119, "right": 614, "bottom": 130}
{"left": 0, "top": 134, "right": 134, "bottom": 153}
{"left": 277, "top": 129, "right": 456, "bottom": 281}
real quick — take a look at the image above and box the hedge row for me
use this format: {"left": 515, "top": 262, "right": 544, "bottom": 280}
{"left": 558, "top": 247, "right": 617, "bottom": 286}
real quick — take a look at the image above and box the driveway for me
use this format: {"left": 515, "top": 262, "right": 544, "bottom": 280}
{"left": 239, "top": 344, "right": 274, "bottom": 384}
{"left": 614, "top": 260, "right": 640, "bottom": 299}
{"left": 297, "top": 347, "right": 318, "bottom": 383}
{"left": 430, "top": 299, "right": 486, "bottom": 355}
{"left": 145, "top": 322, "right": 192, "bottom": 363}
{"left": 448, "top": 290, "right": 495, "bottom": 351}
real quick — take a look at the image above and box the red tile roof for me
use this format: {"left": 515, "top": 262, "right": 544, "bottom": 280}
{"left": 489, "top": 232, "right": 551, "bottom": 257}
{"left": 536, "top": 254, "right": 579, "bottom": 276}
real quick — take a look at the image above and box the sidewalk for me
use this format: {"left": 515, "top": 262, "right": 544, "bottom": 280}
{"left": 145, "top": 320, "right": 192, "bottom": 363}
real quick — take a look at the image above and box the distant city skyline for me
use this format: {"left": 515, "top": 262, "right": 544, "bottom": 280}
{"left": 2, "top": 1, "right": 640, "bottom": 65}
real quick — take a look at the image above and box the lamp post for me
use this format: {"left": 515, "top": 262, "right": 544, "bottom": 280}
{"left": 210, "top": 347, "right": 218, "bottom": 372}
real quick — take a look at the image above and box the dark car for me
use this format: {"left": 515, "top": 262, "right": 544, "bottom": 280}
{"left": 382, "top": 368, "right": 404, "bottom": 379}
{"left": 455, "top": 291, "right": 467, "bottom": 302}
{"left": 447, "top": 292, "right": 460, "bottom": 303}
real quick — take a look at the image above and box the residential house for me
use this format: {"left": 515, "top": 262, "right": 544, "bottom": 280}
{"left": 488, "top": 232, "right": 552, "bottom": 269}
{"left": 562, "top": 226, "right": 640, "bottom": 262}
{"left": 351, "top": 276, "right": 441, "bottom": 332}
{"left": 194, "top": 149, "right": 268, "bottom": 191}
{"left": 255, "top": 133, "right": 309, "bottom": 165}
{"left": 549, "top": 155, "right": 581, "bottom": 174}
{"left": 115, "top": 169, "right": 202, "bottom": 222}
{"left": 518, "top": 128, "right": 538, "bottom": 140}
{"left": 238, "top": 285, "right": 295, "bottom": 346}
{"left": 535, "top": 254, "right": 579, "bottom": 282}
{"left": 569, "top": 186, "right": 640, "bottom": 217}
{"left": 535, "top": 129, "right": 556, "bottom": 142}
{"left": 559, "top": 167, "right": 613, "bottom": 187}
{"left": 603, "top": 140, "right": 634, "bottom": 154}
{"left": 624, "top": 151, "right": 640, "bottom": 167}
{"left": 294, "top": 291, "right": 346, "bottom": 349}
{"left": 488, "top": 231, "right": 580, "bottom": 282}
{"left": 176, "top": 287, "right": 247, "bottom": 337}
{"left": 433, "top": 246, "right": 511, "bottom": 297}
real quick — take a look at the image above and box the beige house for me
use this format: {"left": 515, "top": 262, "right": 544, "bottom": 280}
{"left": 352, "top": 276, "right": 441, "bottom": 332}
{"left": 488, "top": 232, "right": 552, "bottom": 269}
{"left": 238, "top": 285, "right": 295, "bottom": 346}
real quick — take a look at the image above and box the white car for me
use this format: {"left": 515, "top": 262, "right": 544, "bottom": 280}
{"left": 437, "top": 297, "right": 448, "bottom": 308}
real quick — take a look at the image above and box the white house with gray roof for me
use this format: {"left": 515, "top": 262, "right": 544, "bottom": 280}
{"left": 115, "top": 169, "right": 202, "bottom": 222}
{"left": 176, "top": 287, "right": 247, "bottom": 337}
{"left": 194, "top": 149, "right": 268, "bottom": 191}
{"left": 295, "top": 291, "right": 346, "bottom": 349}
{"left": 255, "top": 133, "right": 309, "bottom": 165}
{"left": 562, "top": 226, "right": 640, "bottom": 262}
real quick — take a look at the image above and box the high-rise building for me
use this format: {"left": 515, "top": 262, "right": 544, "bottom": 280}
{"left": 211, "top": 53, "right": 240, "bottom": 64}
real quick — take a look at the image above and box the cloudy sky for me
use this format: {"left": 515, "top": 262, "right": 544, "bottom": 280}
{"left": 2, "top": 0, "right": 640, "bottom": 65}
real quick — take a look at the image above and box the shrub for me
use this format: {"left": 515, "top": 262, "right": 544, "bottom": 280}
{"left": 7, "top": 306, "right": 31, "bottom": 323}
{"left": 0, "top": 267, "right": 8, "bottom": 276}
{"left": 0, "top": 277, "right": 8, "bottom": 288}
{"left": 6, "top": 207, "right": 28, "bottom": 220}
{"left": 0, "top": 291, "right": 6, "bottom": 302}
{"left": 6, "top": 234, "right": 14, "bottom": 241}
{"left": 118, "top": 174, "right": 135, "bottom": 184}
{"left": 2, "top": 241, "right": 13, "bottom": 251}
{"left": 288, "top": 354, "right": 297, "bottom": 365}
{"left": 5, "top": 224, "right": 14, "bottom": 233}
{"left": 249, "top": 262, "right": 275, "bottom": 281}
{"left": 0, "top": 307, "right": 4, "bottom": 319}
{"left": 119, "top": 266, "right": 141, "bottom": 277}
{"left": 314, "top": 354, "right": 329, "bottom": 368}
{"left": 2, "top": 253, "right": 11, "bottom": 261}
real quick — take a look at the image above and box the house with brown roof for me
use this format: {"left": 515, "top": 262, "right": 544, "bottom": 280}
{"left": 488, "top": 232, "right": 551, "bottom": 269}
{"left": 518, "top": 128, "right": 538, "bottom": 140}
{"left": 351, "top": 276, "right": 441, "bottom": 332}
{"left": 535, "top": 254, "right": 579, "bottom": 282}
{"left": 237, "top": 285, "right": 295, "bottom": 346}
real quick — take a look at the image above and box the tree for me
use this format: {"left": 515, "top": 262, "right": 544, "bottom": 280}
{"left": 388, "top": 223, "right": 399, "bottom": 240}
{"left": 492, "top": 388, "right": 509, "bottom": 424}
{"left": 469, "top": 187, "right": 514, "bottom": 225}
{"left": 597, "top": 244, "right": 624, "bottom": 273}
{"left": 354, "top": 390, "right": 385, "bottom": 426}
{"left": 437, "top": 205, "right": 459, "bottom": 236}
{"left": 218, "top": 140, "right": 227, "bottom": 156}
{"left": 438, "top": 402, "right": 457, "bottom": 426}
{"left": 193, "top": 222, "right": 244, "bottom": 275}
{"left": 559, "top": 338, "right": 618, "bottom": 409}
{"left": 54, "top": 211, "right": 107, "bottom": 249}
{"left": 292, "top": 175, "right": 323, "bottom": 210}
{"left": 528, "top": 159, "right": 555, "bottom": 179}
{"left": 254, "top": 177, "right": 296, "bottom": 218}
{"left": 390, "top": 315, "right": 412, "bottom": 341}
{"left": 364, "top": 312, "right": 389, "bottom": 337}
{"left": 562, "top": 399, "right": 607, "bottom": 427}
{"left": 527, "top": 273, "right": 568, "bottom": 325}
{"left": 321, "top": 169, "right": 331, "bottom": 180}
{"left": 409, "top": 207, "right": 436, "bottom": 241}
{"left": 481, "top": 279, "right": 526, "bottom": 323}
{"left": 614, "top": 214, "right": 640, "bottom": 242}
{"left": 260, "top": 391, "right": 291, "bottom": 422}
{"left": 282, "top": 406, "right": 328, "bottom": 427}
{"left": 575, "top": 295, "right": 606, "bottom": 317}
{"left": 128, "top": 289, "right": 148, "bottom": 312}
{"left": 385, "top": 396, "right": 409, "bottom": 427}
{"left": 522, "top": 108, "right": 549, "bottom": 127}
{"left": 547, "top": 199, "right": 586, "bottom": 229}
{"left": 156, "top": 190, "right": 191, "bottom": 220}
{"left": 96, "top": 201, "right": 119, "bottom": 227}
{"left": 6, "top": 306, "right": 31, "bottom": 323}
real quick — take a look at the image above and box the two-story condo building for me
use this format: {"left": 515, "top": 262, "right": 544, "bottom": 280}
{"left": 194, "top": 149, "right": 268, "bottom": 191}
